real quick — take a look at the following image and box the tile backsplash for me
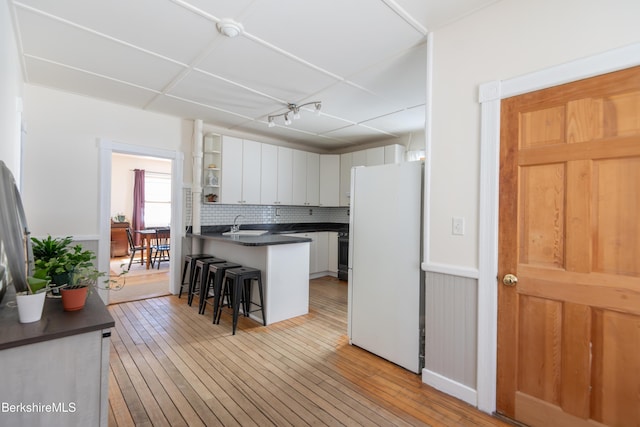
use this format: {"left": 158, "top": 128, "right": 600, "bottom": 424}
{"left": 183, "top": 190, "right": 349, "bottom": 226}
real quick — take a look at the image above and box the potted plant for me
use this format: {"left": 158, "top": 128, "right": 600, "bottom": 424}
{"left": 15, "top": 276, "right": 51, "bottom": 323}
{"left": 60, "top": 265, "right": 127, "bottom": 311}
{"left": 31, "top": 235, "right": 96, "bottom": 294}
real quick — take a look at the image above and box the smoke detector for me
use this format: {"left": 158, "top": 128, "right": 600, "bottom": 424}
{"left": 217, "top": 19, "right": 244, "bottom": 38}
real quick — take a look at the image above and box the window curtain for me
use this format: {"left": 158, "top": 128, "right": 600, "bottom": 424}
{"left": 131, "top": 169, "right": 145, "bottom": 245}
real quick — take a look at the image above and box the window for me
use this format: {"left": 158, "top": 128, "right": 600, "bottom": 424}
{"left": 144, "top": 172, "right": 171, "bottom": 227}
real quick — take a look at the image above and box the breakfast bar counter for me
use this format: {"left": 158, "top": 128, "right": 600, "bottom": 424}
{"left": 188, "top": 231, "right": 311, "bottom": 325}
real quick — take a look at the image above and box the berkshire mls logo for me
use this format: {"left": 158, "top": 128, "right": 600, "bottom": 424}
{"left": 2, "top": 401, "right": 77, "bottom": 413}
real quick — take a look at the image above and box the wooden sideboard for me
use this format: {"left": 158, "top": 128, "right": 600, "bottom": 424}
{"left": 110, "top": 221, "right": 130, "bottom": 257}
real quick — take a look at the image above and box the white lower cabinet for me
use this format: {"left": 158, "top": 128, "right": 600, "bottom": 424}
{"left": 328, "top": 232, "right": 338, "bottom": 273}
{"left": 285, "top": 231, "right": 338, "bottom": 277}
{"left": 315, "top": 231, "right": 329, "bottom": 273}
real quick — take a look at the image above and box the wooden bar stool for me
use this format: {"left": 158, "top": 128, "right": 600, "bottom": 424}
{"left": 216, "top": 267, "right": 266, "bottom": 335}
{"left": 200, "top": 261, "right": 241, "bottom": 316}
{"left": 180, "top": 254, "right": 214, "bottom": 299}
{"left": 189, "top": 257, "right": 225, "bottom": 307}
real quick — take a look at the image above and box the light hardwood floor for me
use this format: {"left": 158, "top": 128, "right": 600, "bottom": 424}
{"left": 108, "top": 276, "right": 509, "bottom": 426}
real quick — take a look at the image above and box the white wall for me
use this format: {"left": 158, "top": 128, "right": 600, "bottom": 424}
{"left": 22, "top": 85, "right": 187, "bottom": 236}
{"left": 0, "top": 0, "right": 24, "bottom": 180}
{"left": 428, "top": 0, "right": 640, "bottom": 269}
{"left": 111, "top": 153, "right": 171, "bottom": 222}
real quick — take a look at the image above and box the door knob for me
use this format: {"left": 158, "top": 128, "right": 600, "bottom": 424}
{"left": 502, "top": 274, "right": 518, "bottom": 286}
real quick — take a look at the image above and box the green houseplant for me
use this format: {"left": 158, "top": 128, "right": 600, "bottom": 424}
{"left": 31, "top": 235, "right": 96, "bottom": 291}
{"left": 31, "top": 235, "right": 127, "bottom": 310}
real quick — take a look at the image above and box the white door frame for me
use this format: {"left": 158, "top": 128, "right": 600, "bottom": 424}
{"left": 97, "top": 139, "right": 184, "bottom": 303}
{"left": 476, "top": 42, "right": 640, "bottom": 413}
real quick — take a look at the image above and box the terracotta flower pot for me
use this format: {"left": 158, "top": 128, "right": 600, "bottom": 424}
{"left": 60, "top": 286, "right": 88, "bottom": 311}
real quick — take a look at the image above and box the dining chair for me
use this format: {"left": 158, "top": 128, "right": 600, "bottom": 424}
{"left": 151, "top": 228, "right": 170, "bottom": 269}
{"left": 125, "top": 228, "right": 146, "bottom": 271}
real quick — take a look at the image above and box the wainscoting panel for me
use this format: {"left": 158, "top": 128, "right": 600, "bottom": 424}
{"left": 424, "top": 271, "right": 478, "bottom": 389}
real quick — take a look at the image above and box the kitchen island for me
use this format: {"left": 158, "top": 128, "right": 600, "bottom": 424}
{"left": 188, "top": 231, "right": 311, "bottom": 325}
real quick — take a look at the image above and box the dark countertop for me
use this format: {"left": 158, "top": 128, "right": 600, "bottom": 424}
{"left": 187, "top": 222, "right": 348, "bottom": 246}
{"left": 0, "top": 286, "right": 115, "bottom": 351}
{"left": 189, "top": 232, "right": 312, "bottom": 246}
{"left": 190, "top": 222, "right": 348, "bottom": 235}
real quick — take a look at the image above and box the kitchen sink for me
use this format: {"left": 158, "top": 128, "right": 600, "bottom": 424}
{"left": 221, "top": 230, "right": 269, "bottom": 236}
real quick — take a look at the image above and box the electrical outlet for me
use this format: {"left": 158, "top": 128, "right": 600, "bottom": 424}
{"left": 309, "top": 209, "right": 313, "bottom": 215}
{"left": 452, "top": 217, "right": 465, "bottom": 236}
{"left": 275, "top": 208, "right": 281, "bottom": 216}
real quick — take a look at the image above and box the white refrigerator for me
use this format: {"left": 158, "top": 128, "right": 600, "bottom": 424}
{"left": 348, "top": 161, "right": 424, "bottom": 373}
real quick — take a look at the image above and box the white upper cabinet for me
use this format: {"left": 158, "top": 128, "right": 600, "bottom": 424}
{"left": 261, "top": 144, "right": 292, "bottom": 205}
{"left": 260, "top": 143, "right": 278, "bottom": 204}
{"left": 366, "top": 147, "right": 385, "bottom": 166}
{"left": 339, "top": 152, "right": 352, "bottom": 207}
{"left": 385, "top": 144, "right": 406, "bottom": 163}
{"left": 319, "top": 154, "right": 340, "bottom": 207}
{"left": 220, "top": 136, "right": 261, "bottom": 204}
{"left": 292, "top": 150, "right": 319, "bottom": 206}
{"left": 306, "top": 152, "right": 320, "bottom": 206}
{"left": 352, "top": 150, "right": 367, "bottom": 168}
{"left": 277, "top": 147, "right": 293, "bottom": 205}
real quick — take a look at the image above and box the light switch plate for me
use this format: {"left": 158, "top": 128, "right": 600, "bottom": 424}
{"left": 452, "top": 217, "right": 465, "bottom": 236}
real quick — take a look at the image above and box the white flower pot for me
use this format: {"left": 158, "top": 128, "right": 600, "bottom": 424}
{"left": 16, "top": 292, "right": 46, "bottom": 323}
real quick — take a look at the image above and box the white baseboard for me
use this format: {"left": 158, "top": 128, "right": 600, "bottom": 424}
{"left": 309, "top": 271, "right": 338, "bottom": 279}
{"left": 422, "top": 368, "right": 477, "bottom": 407}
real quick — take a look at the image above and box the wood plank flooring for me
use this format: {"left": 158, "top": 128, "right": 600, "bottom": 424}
{"left": 108, "top": 276, "right": 509, "bottom": 426}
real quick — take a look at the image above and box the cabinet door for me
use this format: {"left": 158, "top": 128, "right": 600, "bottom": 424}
{"left": 352, "top": 150, "right": 367, "bottom": 167}
{"left": 385, "top": 144, "right": 405, "bottom": 164}
{"left": 366, "top": 146, "right": 385, "bottom": 166}
{"left": 319, "top": 155, "right": 340, "bottom": 207}
{"left": 315, "top": 231, "right": 329, "bottom": 273}
{"left": 277, "top": 147, "right": 293, "bottom": 205}
{"left": 220, "top": 136, "right": 243, "bottom": 204}
{"left": 328, "top": 232, "right": 338, "bottom": 273}
{"left": 307, "top": 232, "right": 318, "bottom": 274}
{"left": 260, "top": 144, "right": 278, "bottom": 205}
{"left": 292, "top": 149, "right": 307, "bottom": 205}
{"left": 241, "top": 139, "right": 261, "bottom": 204}
{"left": 306, "top": 152, "right": 320, "bottom": 206}
{"left": 340, "top": 152, "right": 352, "bottom": 207}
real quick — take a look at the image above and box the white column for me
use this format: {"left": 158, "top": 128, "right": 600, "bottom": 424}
{"left": 192, "top": 120, "right": 203, "bottom": 239}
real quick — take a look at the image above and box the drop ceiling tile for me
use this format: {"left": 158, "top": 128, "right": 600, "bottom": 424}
{"left": 16, "top": 7, "right": 184, "bottom": 90}
{"left": 237, "top": 120, "right": 348, "bottom": 149}
{"left": 311, "top": 82, "right": 405, "bottom": 124}
{"left": 15, "top": 0, "right": 218, "bottom": 64}
{"left": 178, "top": 0, "right": 256, "bottom": 21}
{"left": 348, "top": 43, "right": 427, "bottom": 107}
{"left": 24, "top": 57, "right": 159, "bottom": 108}
{"left": 360, "top": 105, "right": 426, "bottom": 134}
{"left": 241, "top": 0, "right": 425, "bottom": 77}
{"left": 149, "top": 95, "right": 250, "bottom": 129}
{"left": 168, "top": 70, "right": 281, "bottom": 119}
{"left": 323, "top": 124, "right": 396, "bottom": 144}
{"left": 197, "top": 36, "right": 338, "bottom": 103}
{"left": 271, "top": 112, "right": 353, "bottom": 135}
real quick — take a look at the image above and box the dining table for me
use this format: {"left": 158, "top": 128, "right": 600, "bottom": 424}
{"left": 134, "top": 228, "right": 170, "bottom": 269}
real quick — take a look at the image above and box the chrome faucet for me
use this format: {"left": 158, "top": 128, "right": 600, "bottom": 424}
{"left": 231, "top": 215, "right": 244, "bottom": 233}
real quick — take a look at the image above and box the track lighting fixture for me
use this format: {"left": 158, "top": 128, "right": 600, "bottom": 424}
{"left": 267, "top": 101, "right": 322, "bottom": 127}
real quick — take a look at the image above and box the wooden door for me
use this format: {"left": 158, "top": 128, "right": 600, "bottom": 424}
{"left": 497, "top": 66, "right": 640, "bottom": 427}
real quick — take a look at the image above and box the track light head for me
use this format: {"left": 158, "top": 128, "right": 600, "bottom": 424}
{"left": 267, "top": 101, "right": 322, "bottom": 128}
